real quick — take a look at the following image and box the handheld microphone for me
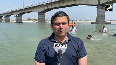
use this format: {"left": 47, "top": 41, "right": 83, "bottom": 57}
{"left": 58, "top": 49, "right": 62, "bottom": 65}
{"left": 54, "top": 43, "right": 67, "bottom": 65}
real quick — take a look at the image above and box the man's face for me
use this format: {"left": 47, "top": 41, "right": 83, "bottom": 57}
{"left": 50, "top": 16, "right": 69, "bottom": 37}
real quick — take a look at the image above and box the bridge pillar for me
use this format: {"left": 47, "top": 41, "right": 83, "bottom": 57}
{"left": 16, "top": 14, "right": 23, "bottom": 23}
{"left": 38, "top": 12, "right": 46, "bottom": 23}
{"left": 91, "top": 6, "right": 111, "bottom": 24}
{"left": 4, "top": 15, "right": 10, "bottom": 22}
{"left": 0, "top": 16, "right": 3, "bottom": 22}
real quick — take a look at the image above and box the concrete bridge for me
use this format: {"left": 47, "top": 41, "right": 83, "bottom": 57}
{"left": 0, "top": 0, "right": 116, "bottom": 24}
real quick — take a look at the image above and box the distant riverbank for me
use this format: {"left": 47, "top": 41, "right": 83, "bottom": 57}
{"left": 46, "top": 20, "right": 116, "bottom": 23}
{"left": 10, "top": 20, "right": 37, "bottom": 23}
{"left": 9, "top": 20, "right": 116, "bottom": 23}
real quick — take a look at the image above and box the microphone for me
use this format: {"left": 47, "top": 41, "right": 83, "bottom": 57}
{"left": 53, "top": 43, "right": 67, "bottom": 65}
{"left": 58, "top": 49, "right": 62, "bottom": 65}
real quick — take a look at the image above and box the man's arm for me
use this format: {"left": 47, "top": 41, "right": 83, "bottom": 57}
{"left": 70, "top": 27, "right": 73, "bottom": 31}
{"left": 35, "top": 61, "right": 45, "bottom": 65}
{"left": 78, "top": 55, "right": 87, "bottom": 65}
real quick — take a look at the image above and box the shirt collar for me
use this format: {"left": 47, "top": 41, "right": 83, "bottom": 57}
{"left": 49, "top": 32, "right": 71, "bottom": 42}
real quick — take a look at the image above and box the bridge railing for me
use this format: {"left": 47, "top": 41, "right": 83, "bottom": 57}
{"left": 0, "top": 0, "right": 60, "bottom": 14}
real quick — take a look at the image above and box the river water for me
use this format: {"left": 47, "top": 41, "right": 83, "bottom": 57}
{"left": 0, "top": 22, "right": 116, "bottom": 65}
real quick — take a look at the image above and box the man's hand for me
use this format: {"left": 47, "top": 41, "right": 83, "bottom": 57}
{"left": 35, "top": 61, "right": 45, "bottom": 65}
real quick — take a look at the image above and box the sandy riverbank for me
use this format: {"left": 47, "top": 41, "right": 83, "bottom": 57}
{"left": 46, "top": 21, "right": 95, "bottom": 23}
{"left": 9, "top": 20, "right": 116, "bottom": 23}
{"left": 10, "top": 20, "right": 37, "bottom": 23}
{"left": 46, "top": 20, "right": 116, "bottom": 23}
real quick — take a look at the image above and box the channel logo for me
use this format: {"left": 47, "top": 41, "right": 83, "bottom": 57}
{"left": 105, "top": 4, "right": 113, "bottom": 11}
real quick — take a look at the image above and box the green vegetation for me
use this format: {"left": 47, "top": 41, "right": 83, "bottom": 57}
{"left": 27, "top": 17, "right": 37, "bottom": 22}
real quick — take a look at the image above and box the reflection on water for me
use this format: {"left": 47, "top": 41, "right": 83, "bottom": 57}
{"left": 0, "top": 22, "right": 116, "bottom": 65}
{"left": 102, "top": 33, "right": 108, "bottom": 36}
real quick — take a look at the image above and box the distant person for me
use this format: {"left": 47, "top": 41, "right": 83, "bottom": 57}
{"left": 70, "top": 25, "right": 77, "bottom": 34}
{"left": 87, "top": 35, "right": 94, "bottom": 40}
{"left": 99, "top": 26, "right": 108, "bottom": 33}
{"left": 34, "top": 11, "right": 87, "bottom": 65}
{"left": 87, "top": 35, "right": 92, "bottom": 39}
{"left": 87, "top": 35, "right": 92, "bottom": 40}
{"left": 69, "top": 21, "right": 76, "bottom": 26}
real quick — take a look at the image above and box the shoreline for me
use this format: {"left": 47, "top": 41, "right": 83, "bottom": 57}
{"left": 46, "top": 20, "right": 116, "bottom": 23}
{"left": 9, "top": 20, "right": 116, "bottom": 23}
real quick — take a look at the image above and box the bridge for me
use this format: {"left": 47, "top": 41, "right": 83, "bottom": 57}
{"left": 0, "top": 0, "right": 116, "bottom": 24}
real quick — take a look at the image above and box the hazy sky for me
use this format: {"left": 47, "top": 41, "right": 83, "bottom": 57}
{"left": 0, "top": 0, "right": 116, "bottom": 20}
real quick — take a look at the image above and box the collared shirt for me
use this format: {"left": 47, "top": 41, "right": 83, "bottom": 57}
{"left": 34, "top": 33, "right": 87, "bottom": 65}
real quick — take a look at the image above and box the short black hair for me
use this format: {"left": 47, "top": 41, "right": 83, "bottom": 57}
{"left": 88, "top": 35, "right": 92, "bottom": 37}
{"left": 51, "top": 11, "right": 70, "bottom": 25}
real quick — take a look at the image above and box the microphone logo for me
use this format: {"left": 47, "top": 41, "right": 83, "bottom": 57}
{"left": 53, "top": 43, "right": 67, "bottom": 65}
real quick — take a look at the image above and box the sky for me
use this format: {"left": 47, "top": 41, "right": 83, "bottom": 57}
{"left": 0, "top": 0, "right": 116, "bottom": 21}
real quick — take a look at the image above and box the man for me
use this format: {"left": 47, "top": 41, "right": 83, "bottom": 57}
{"left": 69, "top": 21, "right": 77, "bottom": 34}
{"left": 70, "top": 25, "right": 77, "bottom": 34}
{"left": 87, "top": 35, "right": 92, "bottom": 40}
{"left": 34, "top": 11, "right": 87, "bottom": 65}
{"left": 99, "top": 26, "right": 108, "bottom": 33}
{"left": 69, "top": 21, "right": 76, "bottom": 26}
{"left": 87, "top": 35, "right": 94, "bottom": 40}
